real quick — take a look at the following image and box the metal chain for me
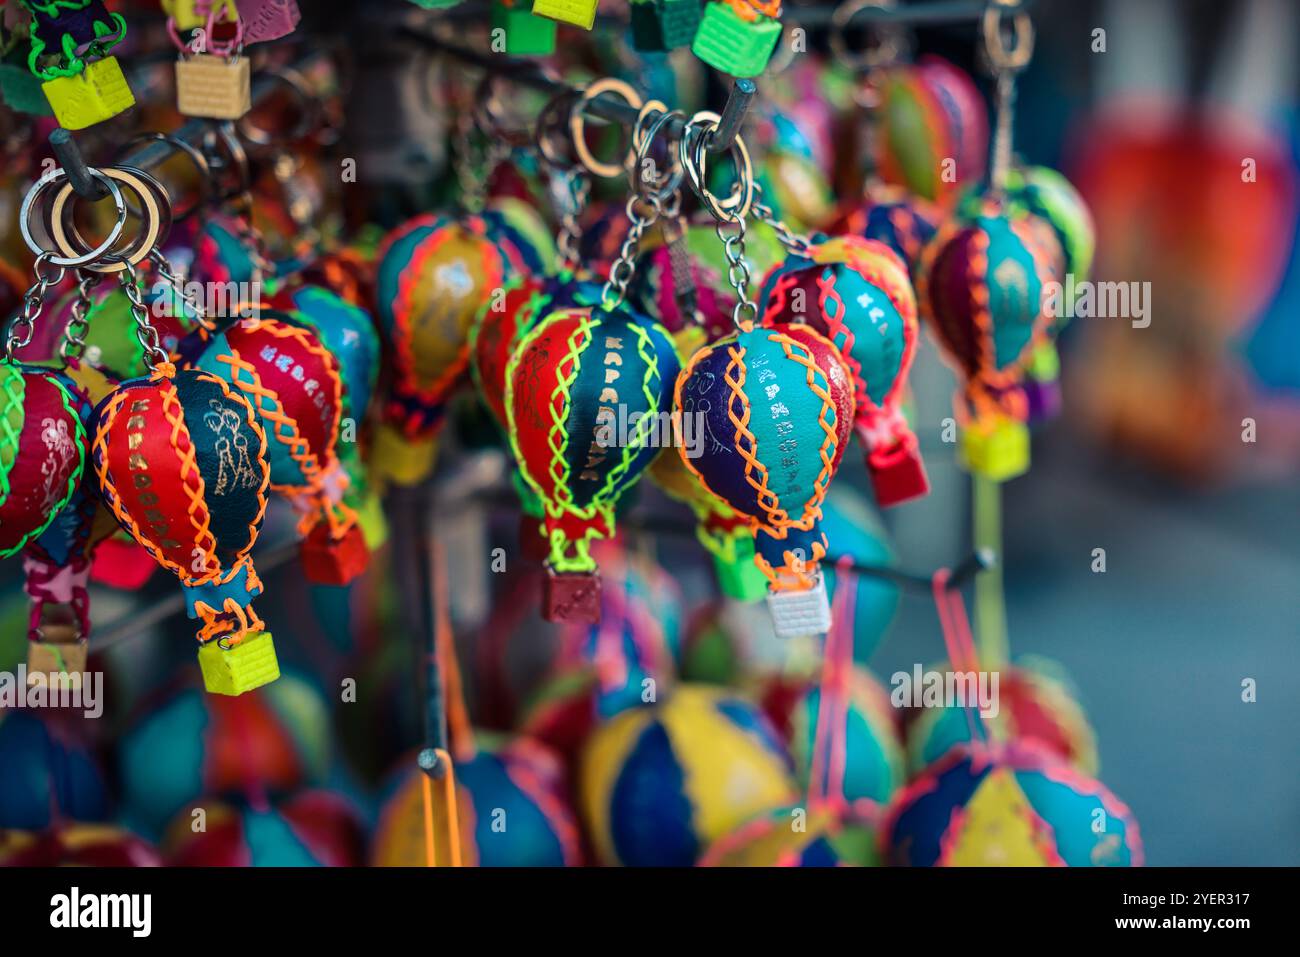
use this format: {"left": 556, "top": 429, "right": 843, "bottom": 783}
{"left": 119, "top": 261, "right": 170, "bottom": 369}
{"left": 600, "top": 190, "right": 668, "bottom": 311}
{"left": 715, "top": 214, "right": 759, "bottom": 329}
{"left": 751, "top": 181, "right": 814, "bottom": 256}
{"left": 149, "top": 248, "right": 216, "bottom": 331}
{"left": 59, "top": 270, "right": 103, "bottom": 362}
{"left": 5, "top": 253, "right": 65, "bottom": 362}
{"left": 556, "top": 169, "right": 591, "bottom": 271}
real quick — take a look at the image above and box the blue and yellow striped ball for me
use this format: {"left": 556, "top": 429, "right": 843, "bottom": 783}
{"left": 884, "top": 743, "right": 1143, "bottom": 866}
{"left": 580, "top": 685, "right": 797, "bottom": 866}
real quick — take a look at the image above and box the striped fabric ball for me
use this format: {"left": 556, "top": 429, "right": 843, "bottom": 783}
{"left": 884, "top": 743, "right": 1143, "bottom": 866}
{"left": 0, "top": 711, "right": 108, "bottom": 830}
{"left": 579, "top": 685, "right": 796, "bottom": 866}
{"left": 164, "top": 790, "right": 365, "bottom": 866}
{"left": 372, "top": 736, "right": 582, "bottom": 867}
{"left": 0, "top": 824, "right": 159, "bottom": 867}
{"left": 905, "top": 661, "right": 1098, "bottom": 776}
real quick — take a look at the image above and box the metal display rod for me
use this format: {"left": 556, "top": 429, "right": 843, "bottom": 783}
{"left": 399, "top": 26, "right": 756, "bottom": 154}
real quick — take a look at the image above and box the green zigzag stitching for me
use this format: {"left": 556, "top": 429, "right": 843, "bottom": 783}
{"left": 0, "top": 363, "right": 28, "bottom": 509}
{"left": 0, "top": 370, "right": 87, "bottom": 559}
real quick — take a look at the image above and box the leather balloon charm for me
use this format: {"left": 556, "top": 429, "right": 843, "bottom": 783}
{"left": 372, "top": 214, "right": 510, "bottom": 487}
{"left": 674, "top": 321, "right": 855, "bottom": 637}
{"left": 505, "top": 304, "right": 680, "bottom": 624}
{"left": 917, "top": 198, "right": 1059, "bottom": 481}
{"left": 196, "top": 313, "right": 368, "bottom": 585}
{"left": 271, "top": 283, "right": 387, "bottom": 550}
{"left": 470, "top": 269, "right": 604, "bottom": 560}
{"left": 759, "top": 234, "right": 928, "bottom": 507}
{"left": 92, "top": 361, "right": 277, "bottom": 695}
{"left": 0, "top": 361, "right": 92, "bottom": 672}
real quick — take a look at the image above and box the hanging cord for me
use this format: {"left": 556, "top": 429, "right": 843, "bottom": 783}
{"left": 807, "top": 556, "right": 858, "bottom": 812}
{"left": 931, "top": 568, "right": 990, "bottom": 747}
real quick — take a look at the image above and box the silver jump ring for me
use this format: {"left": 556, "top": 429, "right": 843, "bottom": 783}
{"left": 20, "top": 168, "right": 127, "bottom": 268}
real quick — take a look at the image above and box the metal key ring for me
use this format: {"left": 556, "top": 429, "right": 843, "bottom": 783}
{"left": 118, "top": 131, "right": 212, "bottom": 222}
{"left": 570, "top": 78, "right": 644, "bottom": 180}
{"left": 20, "top": 168, "right": 127, "bottom": 269}
{"left": 48, "top": 167, "right": 171, "bottom": 274}
{"left": 678, "top": 112, "right": 754, "bottom": 222}
{"left": 536, "top": 89, "right": 582, "bottom": 171}
{"left": 630, "top": 102, "right": 685, "bottom": 203}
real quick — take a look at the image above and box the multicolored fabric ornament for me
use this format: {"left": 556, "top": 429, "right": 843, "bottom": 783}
{"left": 828, "top": 183, "right": 940, "bottom": 278}
{"left": 92, "top": 363, "right": 276, "bottom": 695}
{"left": 0, "top": 824, "right": 160, "bottom": 867}
{"left": 372, "top": 214, "right": 510, "bottom": 485}
{"left": 700, "top": 803, "right": 882, "bottom": 866}
{"left": 916, "top": 199, "right": 1059, "bottom": 480}
{"left": 883, "top": 743, "right": 1143, "bottom": 866}
{"left": 674, "top": 322, "right": 855, "bottom": 637}
{"left": 579, "top": 685, "right": 796, "bottom": 866}
{"left": 0, "top": 711, "right": 108, "bottom": 830}
{"left": 163, "top": 790, "right": 366, "bottom": 866}
{"left": 875, "top": 56, "right": 988, "bottom": 207}
{"left": 196, "top": 315, "right": 368, "bottom": 585}
{"left": 372, "top": 736, "right": 583, "bottom": 867}
{"left": 271, "top": 283, "right": 385, "bottom": 549}
{"left": 759, "top": 234, "right": 928, "bottom": 506}
{"left": 905, "top": 660, "right": 1098, "bottom": 776}
{"left": 118, "top": 674, "right": 331, "bottom": 836}
{"left": 505, "top": 304, "right": 680, "bottom": 623}
{"left": 19, "top": 363, "right": 107, "bottom": 671}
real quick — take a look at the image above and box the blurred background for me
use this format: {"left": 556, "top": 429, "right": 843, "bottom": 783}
{"left": 0, "top": 0, "right": 1297, "bottom": 867}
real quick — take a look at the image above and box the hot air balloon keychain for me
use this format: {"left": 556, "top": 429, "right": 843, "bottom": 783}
{"left": 467, "top": 84, "right": 618, "bottom": 558}
{"left": 50, "top": 165, "right": 281, "bottom": 695}
{"left": 917, "top": 0, "right": 1055, "bottom": 666}
{"left": 505, "top": 95, "right": 682, "bottom": 623}
{"left": 372, "top": 72, "right": 556, "bottom": 489}
{"left": 672, "top": 114, "right": 856, "bottom": 639}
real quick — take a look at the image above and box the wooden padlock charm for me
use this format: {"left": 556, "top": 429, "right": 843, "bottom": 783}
{"left": 175, "top": 54, "right": 252, "bottom": 120}
{"left": 692, "top": 0, "right": 783, "bottom": 78}
{"left": 492, "top": 0, "right": 557, "bottom": 55}
{"left": 629, "top": 0, "right": 703, "bottom": 52}
{"left": 41, "top": 56, "right": 136, "bottom": 130}
{"left": 531, "top": 0, "right": 599, "bottom": 31}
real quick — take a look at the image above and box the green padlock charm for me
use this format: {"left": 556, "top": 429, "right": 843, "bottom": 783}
{"left": 492, "top": 0, "right": 557, "bottom": 55}
{"left": 629, "top": 0, "right": 703, "bottom": 52}
{"left": 692, "top": 0, "right": 783, "bottom": 78}
{"left": 531, "top": 0, "right": 598, "bottom": 31}
{"left": 41, "top": 55, "right": 135, "bottom": 130}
